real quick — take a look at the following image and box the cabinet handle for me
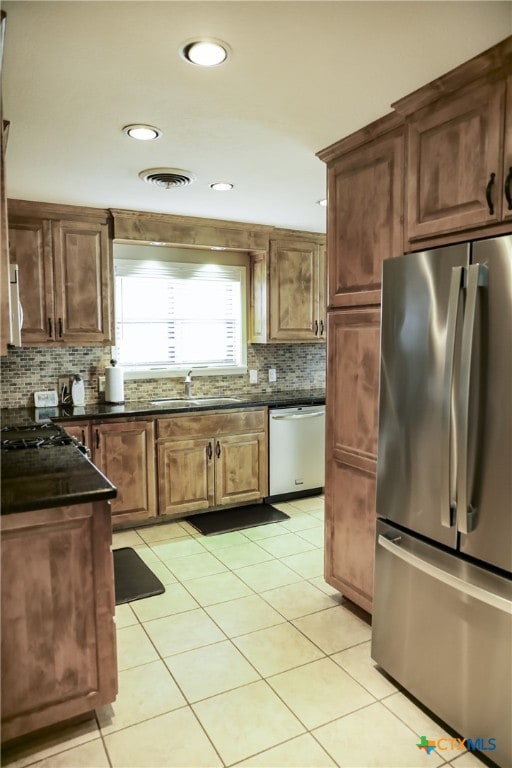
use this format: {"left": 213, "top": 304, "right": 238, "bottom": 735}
{"left": 95, "top": 428, "right": 100, "bottom": 449}
{"left": 81, "top": 429, "right": 86, "bottom": 445}
{"left": 207, "top": 442, "right": 213, "bottom": 460}
{"left": 504, "top": 167, "right": 512, "bottom": 210}
{"left": 216, "top": 440, "right": 221, "bottom": 458}
{"left": 314, "top": 320, "right": 319, "bottom": 336}
{"left": 320, "top": 319, "right": 325, "bottom": 336}
{"left": 58, "top": 317, "right": 63, "bottom": 338}
{"left": 485, "top": 172, "right": 495, "bottom": 215}
{"left": 48, "top": 317, "right": 53, "bottom": 338}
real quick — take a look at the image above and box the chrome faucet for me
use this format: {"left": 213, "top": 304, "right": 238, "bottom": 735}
{"left": 184, "top": 370, "right": 193, "bottom": 398}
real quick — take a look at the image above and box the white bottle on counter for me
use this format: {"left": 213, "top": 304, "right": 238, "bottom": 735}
{"left": 71, "top": 374, "right": 85, "bottom": 406}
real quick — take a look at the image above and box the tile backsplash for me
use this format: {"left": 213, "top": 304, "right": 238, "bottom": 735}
{"left": 0, "top": 344, "right": 326, "bottom": 409}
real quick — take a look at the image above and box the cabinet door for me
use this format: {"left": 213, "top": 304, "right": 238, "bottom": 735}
{"left": 60, "top": 421, "right": 91, "bottom": 449}
{"left": 325, "top": 307, "right": 381, "bottom": 613}
{"left": 53, "top": 220, "right": 112, "bottom": 344}
{"left": 327, "top": 130, "right": 404, "bottom": 308}
{"left": 269, "top": 239, "right": 323, "bottom": 341}
{"left": 215, "top": 431, "right": 267, "bottom": 506}
{"left": 93, "top": 420, "right": 156, "bottom": 525}
{"left": 406, "top": 80, "right": 505, "bottom": 241}
{"left": 158, "top": 437, "right": 214, "bottom": 517}
{"left": 8, "top": 219, "right": 54, "bottom": 343}
{"left": 503, "top": 74, "right": 512, "bottom": 223}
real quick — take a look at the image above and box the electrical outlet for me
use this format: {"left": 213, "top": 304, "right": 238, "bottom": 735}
{"left": 249, "top": 369, "right": 258, "bottom": 384}
{"left": 268, "top": 368, "right": 277, "bottom": 383}
{"left": 58, "top": 376, "right": 70, "bottom": 402}
{"left": 98, "top": 375, "right": 106, "bottom": 393}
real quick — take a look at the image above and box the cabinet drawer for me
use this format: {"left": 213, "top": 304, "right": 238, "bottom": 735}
{"left": 157, "top": 408, "right": 267, "bottom": 439}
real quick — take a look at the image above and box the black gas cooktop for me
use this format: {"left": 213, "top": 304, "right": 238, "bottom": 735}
{"left": 1, "top": 422, "right": 81, "bottom": 452}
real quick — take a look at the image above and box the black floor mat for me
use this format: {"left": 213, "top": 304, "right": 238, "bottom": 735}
{"left": 113, "top": 547, "right": 165, "bottom": 605}
{"left": 185, "top": 503, "right": 290, "bottom": 536}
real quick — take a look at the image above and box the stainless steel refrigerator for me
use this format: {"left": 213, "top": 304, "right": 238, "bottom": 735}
{"left": 371, "top": 236, "right": 512, "bottom": 768}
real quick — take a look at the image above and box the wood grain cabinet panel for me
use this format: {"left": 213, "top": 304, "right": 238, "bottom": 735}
{"left": 323, "top": 124, "right": 404, "bottom": 308}
{"left": 93, "top": 419, "right": 156, "bottom": 526}
{"left": 324, "top": 308, "right": 381, "bottom": 613}
{"left": 157, "top": 409, "right": 268, "bottom": 518}
{"left": 60, "top": 420, "right": 91, "bottom": 449}
{"left": 1, "top": 501, "right": 117, "bottom": 742}
{"left": 503, "top": 74, "right": 512, "bottom": 223}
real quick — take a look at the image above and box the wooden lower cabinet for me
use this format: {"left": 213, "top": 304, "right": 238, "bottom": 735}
{"left": 325, "top": 307, "right": 381, "bottom": 613}
{"left": 157, "top": 409, "right": 268, "bottom": 518}
{"left": 92, "top": 419, "right": 157, "bottom": 526}
{"left": 1, "top": 501, "right": 117, "bottom": 743}
{"left": 61, "top": 420, "right": 91, "bottom": 449}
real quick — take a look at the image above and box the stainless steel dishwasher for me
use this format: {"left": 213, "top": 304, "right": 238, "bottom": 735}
{"left": 268, "top": 405, "right": 325, "bottom": 500}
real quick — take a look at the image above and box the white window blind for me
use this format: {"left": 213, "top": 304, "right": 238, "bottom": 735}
{"left": 115, "top": 259, "right": 245, "bottom": 371}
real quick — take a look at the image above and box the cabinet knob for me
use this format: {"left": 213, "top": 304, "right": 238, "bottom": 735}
{"left": 48, "top": 317, "right": 53, "bottom": 338}
{"left": 320, "top": 319, "right": 325, "bottom": 336}
{"left": 504, "top": 167, "right": 512, "bottom": 210}
{"left": 207, "top": 442, "right": 213, "bottom": 460}
{"left": 216, "top": 441, "right": 221, "bottom": 458}
{"left": 485, "top": 172, "right": 495, "bottom": 215}
{"left": 314, "top": 320, "right": 319, "bottom": 336}
{"left": 58, "top": 317, "right": 63, "bottom": 338}
{"left": 95, "top": 429, "right": 100, "bottom": 449}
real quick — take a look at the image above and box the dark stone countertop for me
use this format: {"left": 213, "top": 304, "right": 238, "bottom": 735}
{"left": 1, "top": 445, "right": 117, "bottom": 515}
{"left": 0, "top": 388, "right": 324, "bottom": 516}
{"left": 1, "top": 389, "right": 325, "bottom": 426}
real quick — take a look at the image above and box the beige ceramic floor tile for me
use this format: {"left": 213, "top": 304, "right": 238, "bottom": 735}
{"left": 281, "top": 548, "right": 324, "bottom": 578}
{"left": 112, "top": 529, "right": 144, "bottom": 548}
{"left": 25, "top": 739, "right": 110, "bottom": 767}
{"left": 261, "top": 580, "right": 338, "bottom": 620}
{"left": 103, "top": 707, "right": 223, "bottom": 767}
{"left": 193, "top": 680, "right": 305, "bottom": 765}
{"left": 234, "top": 559, "right": 303, "bottom": 592}
{"left": 131, "top": 542, "right": 160, "bottom": 565}
{"left": 287, "top": 496, "right": 324, "bottom": 512}
{"left": 198, "top": 530, "right": 251, "bottom": 552}
{"left": 313, "top": 701, "right": 445, "bottom": 768}
{"left": 1, "top": 717, "right": 100, "bottom": 768}
{"left": 308, "top": 576, "right": 343, "bottom": 597}
{"left": 233, "top": 622, "right": 324, "bottom": 676}
{"left": 332, "top": 641, "right": 398, "bottom": 699}
{"left": 136, "top": 521, "right": 191, "bottom": 544}
{"left": 256, "top": 532, "right": 316, "bottom": 558}
{"left": 268, "top": 657, "right": 374, "bottom": 729}
{"left": 97, "top": 659, "right": 186, "bottom": 735}
{"left": 212, "top": 541, "right": 274, "bottom": 569}
{"left": 114, "top": 602, "right": 138, "bottom": 629}
{"left": 280, "top": 513, "right": 321, "bottom": 533}
{"left": 243, "top": 523, "right": 289, "bottom": 541}
{"left": 144, "top": 558, "right": 178, "bottom": 586}
{"left": 448, "top": 752, "right": 490, "bottom": 767}
{"left": 205, "top": 594, "right": 286, "bottom": 637}
{"left": 295, "top": 526, "right": 324, "bottom": 547}
{"left": 183, "top": 570, "right": 254, "bottom": 606}
{"left": 144, "top": 607, "right": 226, "bottom": 656}
{"left": 292, "top": 605, "right": 371, "bottom": 654}
{"left": 234, "top": 733, "right": 337, "bottom": 767}
{"left": 129, "top": 582, "right": 199, "bottom": 622}
{"left": 307, "top": 508, "right": 325, "bottom": 521}
{"left": 150, "top": 536, "right": 206, "bottom": 562}
{"left": 116, "top": 623, "right": 159, "bottom": 671}
{"left": 164, "top": 639, "right": 260, "bottom": 702}
{"left": 166, "top": 551, "right": 228, "bottom": 581}
{"left": 382, "top": 691, "right": 475, "bottom": 763}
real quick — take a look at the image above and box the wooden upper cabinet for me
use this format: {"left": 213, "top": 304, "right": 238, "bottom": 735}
{"left": 503, "top": 74, "right": 512, "bottom": 223}
{"left": 404, "top": 79, "right": 507, "bottom": 241}
{"left": 249, "top": 233, "right": 326, "bottom": 343}
{"left": 319, "top": 115, "right": 404, "bottom": 309}
{"left": 7, "top": 201, "right": 112, "bottom": 346}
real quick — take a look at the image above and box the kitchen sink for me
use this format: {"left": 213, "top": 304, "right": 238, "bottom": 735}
{"left": 150, "top": 397, "right": 243, "bottom": 406}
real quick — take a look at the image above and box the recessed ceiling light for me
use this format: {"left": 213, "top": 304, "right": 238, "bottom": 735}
{"left": 317, "top": 198, "right": 327, "bottom": 207}
{"left": 180, "top": 39, "right": 229, "bottom": 67}
{"left": 210, "top": 182, "right": 233, "bottom": 191}
{"left": 123, "top": 124, "right": 162, "bottom": 141}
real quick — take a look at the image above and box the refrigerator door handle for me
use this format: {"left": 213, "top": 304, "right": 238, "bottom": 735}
{"left": 441, "top": 266, "right": 464, "bottom": 528}
{"left": 377, "top": 534, "right": 511, "bottom": 613}
{"left": 456, "top": 263, "right": 488, "bottom": 535}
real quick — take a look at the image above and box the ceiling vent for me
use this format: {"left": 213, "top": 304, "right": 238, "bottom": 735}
{"left": 139, "top": 168, "right": 196, "bottom": 188}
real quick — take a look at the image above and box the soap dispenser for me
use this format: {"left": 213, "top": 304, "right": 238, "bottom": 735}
{"left": 71, "top": 374, "right": 85, "bottom": 406}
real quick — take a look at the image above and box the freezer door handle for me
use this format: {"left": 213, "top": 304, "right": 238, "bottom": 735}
{"left": 441, "top": 266, "right": 463, "bottom": 528}
{"left": 378, "top": 534, "right": 511, "bottom": 613}
{"left": 271, "top": 411, "right": 325, "bottom": 420}
{"left": 457, "top": 264, "right": 487, "bottom": 534}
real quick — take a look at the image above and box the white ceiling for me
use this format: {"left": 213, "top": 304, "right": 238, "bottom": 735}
{"left": 3, "top": 1, "right": 511, "bottom": 234}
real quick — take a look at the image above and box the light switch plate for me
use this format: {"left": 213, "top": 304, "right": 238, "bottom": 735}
{"left": 249, "top": 369, "right": 258, "bottom": 384}
{"left": 34, "top": 390, "right": 58, "bottom": 407}
{"left": 268, "top": 368, "right": 277, "bottom": 383}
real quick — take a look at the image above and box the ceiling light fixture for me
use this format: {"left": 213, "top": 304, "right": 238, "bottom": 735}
{"left": 317, "top": 198, "right": 327, "bottom": 207}
{"left": 123, "top": 124, "right": 162, "bottom": 141}
{"left": 210, "top": 182, "right": 233, "bottom": 191}
{"left": 180, "top": 39, "right": 229, "bottom": 67}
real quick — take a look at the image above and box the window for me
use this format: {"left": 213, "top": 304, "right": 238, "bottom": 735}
{"left": 114, "top": 258, "right": 247, "bottom": 376}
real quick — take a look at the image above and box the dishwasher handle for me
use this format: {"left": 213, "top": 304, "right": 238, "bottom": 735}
{"left": 271, "top": 410, "right": 324, "bottom": 421}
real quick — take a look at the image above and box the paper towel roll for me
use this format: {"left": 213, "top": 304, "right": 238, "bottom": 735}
{"left": 105, "top": 365, "right": 125, "bottom": 404}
